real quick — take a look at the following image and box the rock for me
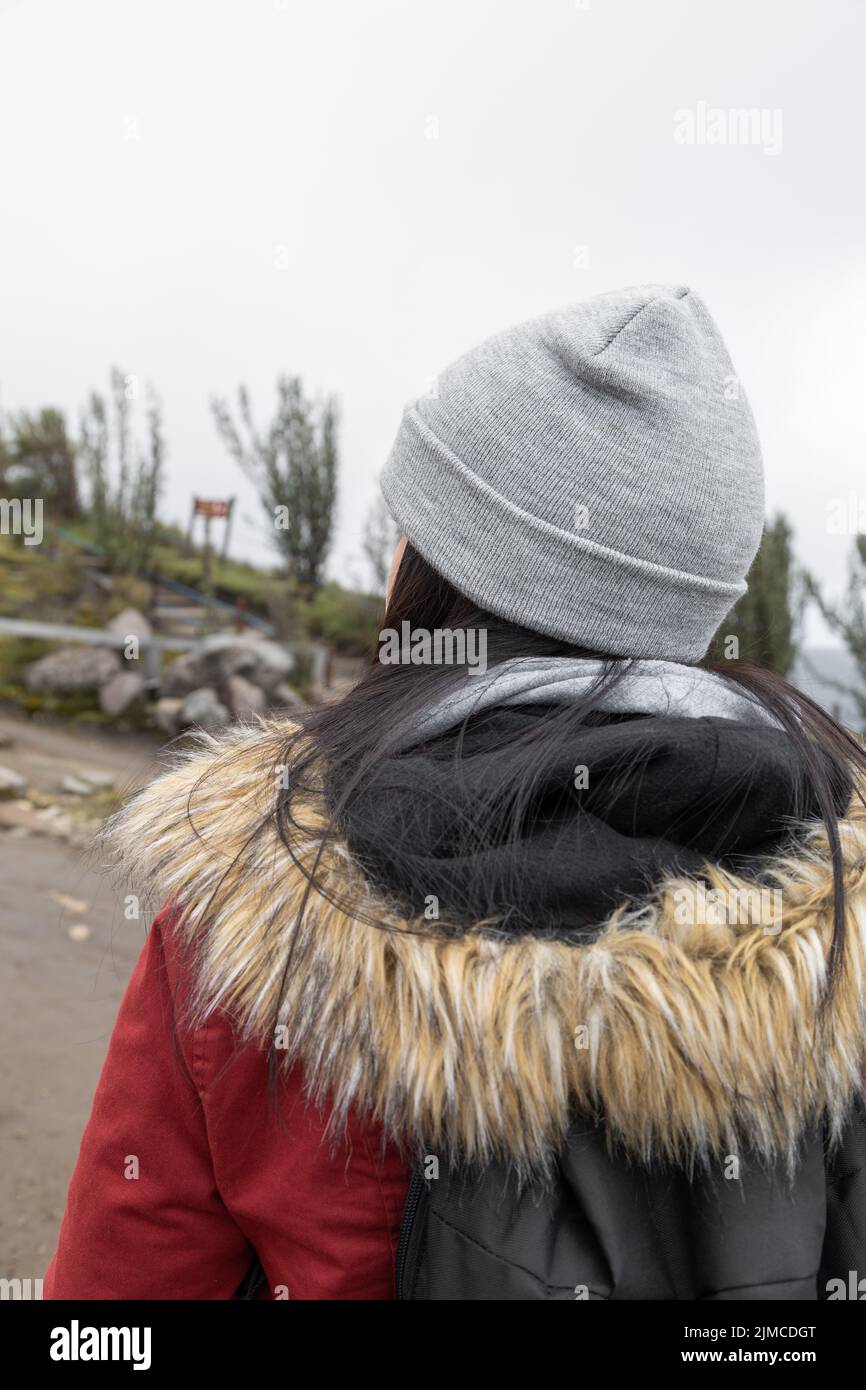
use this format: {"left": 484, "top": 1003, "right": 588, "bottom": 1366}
{"left": 39, "top": 808, "right": 76, "bottom": 840}
{"left": 197, "top": 633, "right": 254, "bottom": 680}
{"left": 153, "top": 697, "right": 183, "bottom": 735}
{"left": 0, "top": 765, "right": 27, "bottom": 800}
{"left": 67, "top": 923, "right": 92, "bottom": 942}
{"left": 160, "top": 636, "right": 295, "bottom": 701}
{"left": 160, "top": 651, "right": 203, "bottom": 697}
{"left": 24, "top": 646, "right": 121, "bottom": 694}
{"left": 164, "top": 639, "right": 244, "bottom": 694}
{"left": 48, "top": 890, "right": 90, "bottom": 916}
{"left": 180, "top": 687, "right": 230, "bottom": 730}
{"left": 61, "top": 775, "right": 96, "bottom": 796}
{"left": 271, "top": 681, "right": 306, "bottom": 710}
{"left": 0, "top": 730, "right": 14, "bottom": 749}
{"left": 0, "top": 800, "right": 71, "bottom": 838}
{"left": 99, "top": 670, "right": 146, "bottom": 717}
{"left": 68, "top": 819, "right": 100, "bottom": 849}
{"left": 107, "top": 607, "right": 152, "bottom": 641}
{"left": 240, "top": 641, "right": 295, "bottom": 695}
{"left": 224, "top": 674, "right": 266, "bottom": 720}
{"left": 198, "top": 634, "right": 295, "bottom": 693}
{"left": 75, "top": 768, "right": 115, "bottom": 791}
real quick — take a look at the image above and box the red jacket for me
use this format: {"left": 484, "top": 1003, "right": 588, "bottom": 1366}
{"left": 48, "top": 718, "right": 866, "bottom": 1301}
{"left": 45, "top": 910, "right": 409, "bottom": 1300}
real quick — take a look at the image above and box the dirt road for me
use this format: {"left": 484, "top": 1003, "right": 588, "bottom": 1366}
{"left": 0, "top": 713, "right": 163, "bottom": 1285}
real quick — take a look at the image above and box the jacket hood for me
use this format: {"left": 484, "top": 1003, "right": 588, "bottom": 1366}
{"left": 337, "top": 706, "right": 849, "bottom": 935}
{"left": 107, "top": 719, "right": 866, "bottom": 1177}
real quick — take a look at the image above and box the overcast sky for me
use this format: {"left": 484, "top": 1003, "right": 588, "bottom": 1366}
{"left": 1, "top": 0, "right": 863, "bottom": 638}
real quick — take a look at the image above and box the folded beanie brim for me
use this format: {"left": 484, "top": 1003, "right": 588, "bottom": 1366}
{"left": 381, "top": 408, "right": 746, "bottom": 663}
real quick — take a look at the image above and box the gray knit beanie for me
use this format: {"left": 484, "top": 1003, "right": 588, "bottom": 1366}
{"left": 380, "top": 284, "right": 764, "bottom": 663}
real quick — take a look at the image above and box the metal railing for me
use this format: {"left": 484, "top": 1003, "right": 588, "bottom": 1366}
{"left": 0, "top": 617, "right": 196, "bottom": 684}
{"left": 0, "top": 617, "right": 328, "bottom": 690}
{"left": 53, "top": 526, "right": 277, "bottom": 636}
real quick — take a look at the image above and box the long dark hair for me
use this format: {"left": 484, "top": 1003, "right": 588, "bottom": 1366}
{"left": 274, "top": 542, "right": 865, "bottom": 1001}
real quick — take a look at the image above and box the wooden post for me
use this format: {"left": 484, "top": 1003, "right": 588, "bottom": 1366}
{"left": 221, "top": 497, "right": 235, "bottom": 561}
{"left": 202, "top": 512, "right": 213, "bottom": 592}
{"left": 186, "top": 497, "right": 198, "bottom": 555}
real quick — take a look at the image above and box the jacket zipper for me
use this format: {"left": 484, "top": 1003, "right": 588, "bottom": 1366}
{"left": 395, "top": 1167, "right": 427, "bottom": 1299}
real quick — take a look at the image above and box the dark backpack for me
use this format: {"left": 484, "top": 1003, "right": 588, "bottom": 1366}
{"left": 396, "top": 1108, "right": 866, "bottom": 1301}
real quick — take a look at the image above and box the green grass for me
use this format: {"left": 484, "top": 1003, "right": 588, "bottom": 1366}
{"left": 1, "top": 519, "right": 385, "bottom": 659}
{"left": 0, "top": 635, "right": 56, "bottom": 678}
{"left": 150, "top": 544, "right": 276, "bottom": 613}
{"left": 0, "top": 679, "right": 156, "bottom": 729}
{"left": 0, "top": 534, "right": 89, "bottom": 620}
{"left": 303, "top": 582, "right": 382, "bottom": 656}
{"left": 0, "top": 633, "right": 154, "bottom": 727}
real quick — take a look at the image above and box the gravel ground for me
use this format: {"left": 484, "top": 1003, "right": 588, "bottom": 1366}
{"left": 0, "top": 712, "right": 162, "bottom": 1285}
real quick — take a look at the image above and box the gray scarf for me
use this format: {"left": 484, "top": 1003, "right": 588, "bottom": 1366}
{"left": 399, "top": 657, "right": 778, "bottom": 750}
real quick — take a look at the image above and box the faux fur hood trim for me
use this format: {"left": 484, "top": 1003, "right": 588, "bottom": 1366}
{"left": 107, "top": 720, "right": 866, "bottom": 1175}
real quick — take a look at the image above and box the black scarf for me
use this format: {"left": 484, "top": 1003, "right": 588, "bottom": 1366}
{"left": 337, "top": 707, "right": 850, "bottom": 936}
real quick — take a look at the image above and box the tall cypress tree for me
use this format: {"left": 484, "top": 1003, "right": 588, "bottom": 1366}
{"left": 211, "top": 376, "right": 339, "bottom": 599}
{"left": 5, "top": 407, "right": 79, "bottom": 519}
{"left": 805, "top": 534, "right": 866, "bottom": 730}
{"left": 708, "top": 514, "right": 800, "bottom": 674}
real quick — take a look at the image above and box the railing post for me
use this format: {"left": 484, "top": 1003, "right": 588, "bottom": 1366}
{"left": 142, "top": 641, "right": 161, "bottom": 689}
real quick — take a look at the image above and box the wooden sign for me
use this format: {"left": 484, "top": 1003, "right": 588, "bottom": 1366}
{"left": 193, "top": 498, "right": 232, "bottom": 519}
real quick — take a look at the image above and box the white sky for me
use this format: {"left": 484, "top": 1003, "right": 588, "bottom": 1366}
{"left": 1, "top": 0, "right": 864, "bottom": 638}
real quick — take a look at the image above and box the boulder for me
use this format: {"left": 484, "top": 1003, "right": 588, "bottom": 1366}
{"left": 48, "top": 889, "right": 90, "bottom": 916}
{"left": 160, "top": 651, "right": 204, "bottom": 697}
{"left": 159, "top": 636, "right": 296, "bottom": 704}
{"left": 0, "top": 800, "right": 73, "bottom": 839}
{"left": 61, "top": 775, "right": 96, "bottom": 796}
{"left": 271, "top": 681, "right": 306, "bottom": 710}
{"left": 24, "top": 645, "right": 121, "bottom": 694}
{"left": 244, "top": 641, "right": 295, "bottom": 695}
{"left": 107, "top": 608, "right": 152, "bottom": 642}
{"left": 196, "top": 633, "right": 255, "bottom": 682}
{"left": 75, "top": 768, "right": 116, "bottom": 791}
{"left": 99, "top": 670, "right": 146, "bottom": 717}
{"left": 197, "top": 634, "right": 295, "bottom": 694}
{"left": 153, "top": 697, "right": 183, "bottom": 735}
{"left": 159, "top": 636, "right": 295, "bottom": 702}
{"left": 0, "top": 765, "right": 27, "bottom": 800}
{"left": 180, "top": 687, "right": 230, "bottom": 731}
{"left": 224, "top": 674, "right": 266, "bottom": 720}
{"left": 38, "top": 806, "right": 76, "bottom": 839}
{"left": 0, "top": 800, "right": 44, "bottom": 835}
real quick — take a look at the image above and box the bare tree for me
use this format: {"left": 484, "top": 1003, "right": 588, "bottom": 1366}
{"left": 806, "top": 534, "right": 866, "bottom": 730}
{"left": 362, "top": 494, "right": 400, "bottom": 594}
{"left": 1, "top": 406, "right": 79, "bottom": 519}
{"left": 79, "top": 369, "right": 164, "bottom": 572}
{"left": 211, "top": 375, "right": 338, "bottom": 598}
